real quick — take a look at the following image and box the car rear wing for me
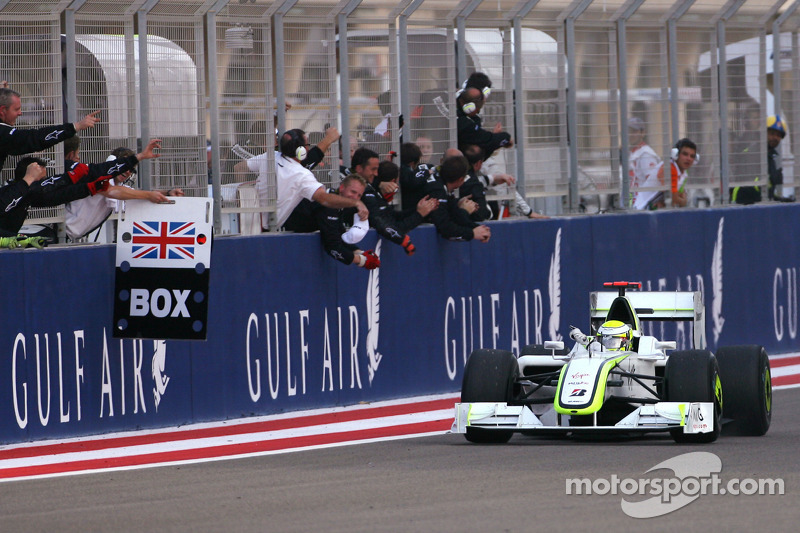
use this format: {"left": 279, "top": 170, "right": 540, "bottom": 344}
{"left": 590, "top": 290, "right": 706, "bottom": 349}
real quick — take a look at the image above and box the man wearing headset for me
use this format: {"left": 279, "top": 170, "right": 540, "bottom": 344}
{"left": 633, "top": 138, "right": 697, "bottom": 210}
{"left": 456, "top": 84, "right": 513, "bottom": 161}
{"left": 270, "top": 129, "right": 368, "bottom": 230}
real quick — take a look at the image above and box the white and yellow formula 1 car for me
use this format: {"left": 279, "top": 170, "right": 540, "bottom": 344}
{"left": 453, "top": 282, "right": 772, "bottom": 444}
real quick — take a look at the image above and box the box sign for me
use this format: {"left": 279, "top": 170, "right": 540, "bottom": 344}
{"left": 113, "top": 198, "right": 212, "bottom": 340}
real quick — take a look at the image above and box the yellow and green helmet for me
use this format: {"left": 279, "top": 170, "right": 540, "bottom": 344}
{"left": 597, "top": 320, "right": 633, "bottom": 351}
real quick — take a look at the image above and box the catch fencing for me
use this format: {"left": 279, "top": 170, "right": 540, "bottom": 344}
{"left": 0, "top": 0, "right": 798, "bottom": 232}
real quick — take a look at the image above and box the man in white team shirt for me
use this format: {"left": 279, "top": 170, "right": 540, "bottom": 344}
{"left": 63, "top": 142, "right": 183, "bottom": 241}
{"left": 633, "top": 138, "right": 696, "bottom": 210}
{"left": 240, "top": 128, "right": 368, "bottom": 230}
{"left": 627, "top": 117, "right": 660, "bottom": 208}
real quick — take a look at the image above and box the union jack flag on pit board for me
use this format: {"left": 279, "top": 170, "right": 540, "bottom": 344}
{"left": 132, "top": 221, "right": 196, "bottom": 260}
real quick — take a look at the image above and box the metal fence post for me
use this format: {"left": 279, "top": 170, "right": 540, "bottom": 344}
{"left": 560, "top": 0, "right": 593, "bottom": 212}
{"left": 64, "top": 1, "right": 88, "bottom": 125}
{"left": 334, "top": 0, "right": 362, "bottom": 169}
{"left": 137, "top": 0, "right": 160, "bottom": 191}
{"left": 614, "top": 0, "right": 646, "bottom": 210}
{"left": 715, "top": 1, "right": 746, "bottom": 205}
{"left": 207, "top": 0, "right": 229, "bottom": 233}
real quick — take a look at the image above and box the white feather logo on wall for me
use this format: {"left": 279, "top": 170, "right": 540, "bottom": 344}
{"left": 711, "top": 217, "right": 725, "bottom": 343}
{"left": 152, "top": 340, "right": 170, "bottom": 411}
{"left": 366, "top": 240, "right": 382, "bottom": 384}
{"left": 548, "top": 228, "right": 563, "bottom": 342}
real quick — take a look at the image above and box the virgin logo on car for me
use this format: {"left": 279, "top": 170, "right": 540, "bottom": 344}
{"left": 571, "top": 371, "right": 590, "bottom": 379}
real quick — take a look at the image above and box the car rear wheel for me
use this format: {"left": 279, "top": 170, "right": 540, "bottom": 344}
{"left": 716, "top": 345, "right": 771, "bottom": 436}
{"left": 665, "top": 350, "right": 722, "bottom": 443}
{"left": 461, "top": 349, "right": 519, "bottom": 444}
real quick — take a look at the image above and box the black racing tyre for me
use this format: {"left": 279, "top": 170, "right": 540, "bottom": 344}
{"left": 665, "top": 350, "right": 722, "bottom": 443}
{"left": 520, "top": 343, "right": 570, "bottom": 357}
{"left": 716, "top": 345, "right": 772, "bottom": 436}
{"left": 461, "top": 349, "right": 519, "bottom": 444}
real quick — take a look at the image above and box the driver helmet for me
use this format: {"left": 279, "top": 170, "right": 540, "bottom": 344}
{"left": 597, "top": 320, "right": 633, "bottom": 351}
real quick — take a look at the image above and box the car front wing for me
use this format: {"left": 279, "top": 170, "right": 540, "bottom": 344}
{"left": 452, "top": 402, "right": 715, "bottom": 435}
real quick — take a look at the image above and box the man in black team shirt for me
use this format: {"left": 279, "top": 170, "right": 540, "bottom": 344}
{"left": 423, "top": 154, "right": 491, "bottom": 243}
{"left": 0, "top": 88, "right": 99, "bottom": 174}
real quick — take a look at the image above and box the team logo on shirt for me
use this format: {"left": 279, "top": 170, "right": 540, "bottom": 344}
{"left": 44, "top": 129, "right": 65, "bottom": 141}
{"left": 5, "top": 196, "right": 21, "bottom": 212}
{"left": 108, "top": 162, "right": 125, "bottom": 175}
{"left": 385, "top": 228, "right": 401, "bottom": 240}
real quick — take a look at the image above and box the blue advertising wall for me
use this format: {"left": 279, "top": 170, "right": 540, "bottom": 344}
{"left": 2, "top": 204, "right": 799, "bottom": 443}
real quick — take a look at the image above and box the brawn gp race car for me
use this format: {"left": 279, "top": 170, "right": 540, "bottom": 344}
{"left": 453, "top": 282, "right": 772, "bottom": 443}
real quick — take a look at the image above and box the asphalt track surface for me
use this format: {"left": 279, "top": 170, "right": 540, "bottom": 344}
{"left": 1, "top": 388, "right": 796, "bottom": 532}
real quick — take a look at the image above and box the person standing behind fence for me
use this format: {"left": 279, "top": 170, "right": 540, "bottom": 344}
{"left": 272, "top": 129, "right": 368, "bottom": 230}
{"left": 312, "top": 174, "right": 380, "bottom": 270}
{"left": 63, "top": 142, "right": 182, "bottom": 241}
{"left": 358, "top": 153, "right": 438, "bottom": 256}
{"left": 459, "top": 144, "right": 495, "bottom": 222}
{"left": 456, "top": 87, "right": 513, "bottom": 162}
{"left": 731, "top": 115, "right": 792, "bottom": 204}
{"left": 414, "top": 135, "right": 434, "bottom": 165}
{"left": 399, "top": 142, "right": 432, "bottom": 213}
{"left": 634, "top": 138, "right": 696, "bottom": 210}
{"left": 765, "top": 115, "right": 792, "bottom": 202}
{"left": 424, "top": 154, "right": 491, "bottom": 243}
{"left": 0, "top": 88, "right": 99, "bottom": 174}
{"left": 456, "top": 71, "right": 513, "bottom": 161}
{"left": 627, "top": 117, "right": 660, "bottom": 208}
{"left": 0, "top": 152, "right": 130, "bottom": 238}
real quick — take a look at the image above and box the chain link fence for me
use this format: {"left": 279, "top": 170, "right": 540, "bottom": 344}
{"left": 0, "top": 0, "right": 798, "bottom": 238}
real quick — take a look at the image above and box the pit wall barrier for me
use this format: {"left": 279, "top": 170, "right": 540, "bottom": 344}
{"left": 2, "top": 204, "right": 798, "bottom": 443}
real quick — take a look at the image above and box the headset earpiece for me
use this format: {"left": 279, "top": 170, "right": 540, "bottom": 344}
{"left": 482, "top": 86, "right": 491, "bottom": 98}
{"left": 282, "top": 128, "right": 307, "bottom": 160}
{"left": 462, "top": 102, "right": 476, "bottom": 114}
